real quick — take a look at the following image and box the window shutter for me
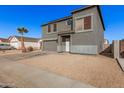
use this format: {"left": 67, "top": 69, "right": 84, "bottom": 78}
{"left": 84, "top": 16, "right": 91, "bottom": 30}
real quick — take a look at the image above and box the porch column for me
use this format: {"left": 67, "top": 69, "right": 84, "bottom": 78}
{"left": 57, "top": 35, "right": 62, "bottom": 52}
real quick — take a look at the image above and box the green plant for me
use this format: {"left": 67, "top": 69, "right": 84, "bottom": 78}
{"left": 17, "top": 27, "right": 28, "bottom": 52}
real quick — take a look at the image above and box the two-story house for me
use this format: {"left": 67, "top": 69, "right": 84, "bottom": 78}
{"left": 41, "top": 5, "right": 105, "bottom": 54}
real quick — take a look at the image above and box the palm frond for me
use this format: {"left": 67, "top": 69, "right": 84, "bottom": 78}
{"left": 17, "top": 27, "right": 28, "bottom": 34}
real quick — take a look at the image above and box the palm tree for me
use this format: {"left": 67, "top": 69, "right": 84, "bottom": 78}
{"left": 17, "top": 27, "right": 28, "bottom": 52}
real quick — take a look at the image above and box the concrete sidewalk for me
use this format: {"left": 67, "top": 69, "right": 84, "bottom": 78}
{"left": 0, "top": 57, "right": 93, "bottom": 88}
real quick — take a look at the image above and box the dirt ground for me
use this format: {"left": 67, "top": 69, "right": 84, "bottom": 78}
{"left": 0, "top": 51, "right": 124, "bottom": 88}
{"left": 0, "top": 50, "right": 21, "bottom": 56}
{"left": 18, "top": 53, "right": 124, "bottom": 88}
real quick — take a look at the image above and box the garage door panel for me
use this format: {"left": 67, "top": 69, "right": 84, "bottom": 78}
{"left": 44, "top": 40, "right": 57, "bottom": 51}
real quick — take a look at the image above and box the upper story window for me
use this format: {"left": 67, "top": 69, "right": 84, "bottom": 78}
{"left": 67, "top": 19, "right": 72, "bottom": 25}
{"left": 48, "top": 24, "right": 51, "bottom": 33}
{"left": 67, "top": 19, "right": 73, "bottom": 30}
{"left": 75, "top": 15, "right": 92, "bottom": 32}
{"left": 53, "top": 24, "right": 57, "bottom": 32}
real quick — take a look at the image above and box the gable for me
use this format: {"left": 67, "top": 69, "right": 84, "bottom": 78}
{"left": 10, "top": 37, "right": 19, "bottom": 42}
{"left": 72, "top": 5, "right": 105, "bottom": 31}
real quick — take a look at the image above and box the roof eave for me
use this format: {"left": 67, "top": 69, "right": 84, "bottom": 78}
{"left": 71, "top": 5, "right": 96, "bottom": 14}
{"left": 41, "top": 16, "right": 72, "bottom": 27}
{"left": 97, "top": 6, "right": 105, "bottom": 31}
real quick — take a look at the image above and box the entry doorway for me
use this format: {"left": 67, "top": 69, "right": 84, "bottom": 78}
{"left": 61, "top": 35, "right": 70, "bottom": 52}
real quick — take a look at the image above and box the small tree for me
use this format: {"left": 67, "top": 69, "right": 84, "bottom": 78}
{"left": 17, "top": 27, "right": 28, "bottom": 52}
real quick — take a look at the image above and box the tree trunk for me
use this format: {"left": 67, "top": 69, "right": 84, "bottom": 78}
{"left": 21, "top": 34, "right": 26, "bottom": 52}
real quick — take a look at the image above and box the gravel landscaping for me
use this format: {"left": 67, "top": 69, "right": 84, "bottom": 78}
{"left": 0, "top": 51, "right": 124, "bottom": 88}
{"left": 19, "top": 53, "right": 124, "bottom": 88}
{"left": 0, "top": 50, "right": 44, "bottom": 61}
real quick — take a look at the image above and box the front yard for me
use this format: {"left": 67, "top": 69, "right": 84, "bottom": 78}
{"left": 0, "top": 50, "right": 124, "bottom": 87}
{"left": 17, "top": 53, "right": 124, "bottom": 88}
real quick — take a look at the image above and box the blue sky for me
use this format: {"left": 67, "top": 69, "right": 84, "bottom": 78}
{"left": 0, "top": 5, "right": 124, "bottom": 43}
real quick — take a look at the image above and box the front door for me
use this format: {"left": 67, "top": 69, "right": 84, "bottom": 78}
{"left": 65, "top": 40, "right": 70, "bottom": 52}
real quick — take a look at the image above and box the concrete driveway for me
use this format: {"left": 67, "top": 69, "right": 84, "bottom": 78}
{"left": 0, "top": 56, "right": 93, "bottom": 88}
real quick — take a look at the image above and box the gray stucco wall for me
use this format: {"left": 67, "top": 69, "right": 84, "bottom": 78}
{"left": 42, "top": 25, "right": 58, "bottom": 39}
{"left": 42, "top": 19, "right": 72, "bottom": 39}
{"left": 96, "top": 9, "right": 104, "bottom": 53}
{"left": 43, "top": 40, "right": 57, "bottom": 51}
{"left": 70, "top": 7, "right": 99, "bottom": 54}
{"left": 42, "top": 6, "right": 104, "bottom": 54}
{"left": 57, "top": 20, "right": 72, "bottom": 32}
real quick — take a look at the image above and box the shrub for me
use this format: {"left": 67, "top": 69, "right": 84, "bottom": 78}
{"left": 27, "top": 46, "right": 33, "bottom": 52}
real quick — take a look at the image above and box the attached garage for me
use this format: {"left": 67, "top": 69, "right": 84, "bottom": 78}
{"left": 43, "top": 38, "right": 58, "bottom": 51}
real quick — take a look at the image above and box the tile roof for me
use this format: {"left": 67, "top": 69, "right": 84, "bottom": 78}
{"left": 0, "top": 38, "right": 8, "bottom": 42}
{"left": 14, "top": 36, "right": 40, "bottom": 42}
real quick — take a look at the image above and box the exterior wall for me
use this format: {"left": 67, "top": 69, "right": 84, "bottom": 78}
{"left": 42, "top": 20, "right": 72, "bottom": 52}
{"left": 42, "top": 19, "right": 72, "bottom": 38}
{"left": 57, "top": 19, "right": 72, "bottom": 33}
{"left": 10, "top": 41, "right": 40, "bottom": 49}
{"left": 70, "top": 32, "right": 98, "bottom": 54}
{"left": 10, "top": 37, "right": 21, "bottom": 49}
{"left": 96, "top": 8, "right": 104, "bottom": 53}
{"left": 71, "top": 45, "right": 97, "bottom": 54}
{"left": 10, "top": 37, "right": 40, "bottom": 49}
{"left": 42, "top": 25, "right": 58, "bottom": 39}
{"left": 43, "top": 40, "right": 57, "bottom": 51}
{"left": 10, "top": 42, "right": 21, "bottom": 49}
{"left": 71, "top": 7, "right": 100, "bottom": 54}
{"left": 42, "top": 6, "right": 104, "bottom": 54}
{"left": 24, "top": 42, "right": 40, "bottom": 49}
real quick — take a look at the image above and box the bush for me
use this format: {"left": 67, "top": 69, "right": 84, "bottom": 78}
{"left": 27, "top": 46, "right": 33, "bottom": 52}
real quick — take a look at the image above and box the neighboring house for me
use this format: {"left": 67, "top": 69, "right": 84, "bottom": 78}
{"left": 0, "top": 38, "right": 9, "bottom": 44}
{"left": 104, "top": 39, "right": 109, "bottom": 45}
{"left": 41, "top": 5, "right": 105, "bottom": 54}
{"left": 38, "top": 39, "right": 43, "bottom": 49}
{"left": 103, "top": 39, "right": 110, "bottom": 49}
{"left": 9, "top": 36, "right": 41, "bottom": 49}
